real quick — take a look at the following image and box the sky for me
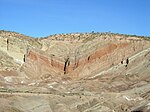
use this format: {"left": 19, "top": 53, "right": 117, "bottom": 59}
{"left": 0, "top": 0, "right": 150, "bottom": 37}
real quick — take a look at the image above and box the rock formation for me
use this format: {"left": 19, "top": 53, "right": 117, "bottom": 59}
{"left": 0, "top": 30, "right": 150, "bottom": 112}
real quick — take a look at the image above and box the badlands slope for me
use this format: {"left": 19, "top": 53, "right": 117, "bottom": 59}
{"left": 0, "top": 30, "right": 150, "bottom": 112}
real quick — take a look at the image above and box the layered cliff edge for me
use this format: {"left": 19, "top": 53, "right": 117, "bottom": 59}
{"left": 0, "top": 30, "right": 150, "bottom": 112}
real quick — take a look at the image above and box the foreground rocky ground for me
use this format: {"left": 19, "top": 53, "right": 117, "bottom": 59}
{"left": 0, "top": 30, "right": 150, "bottom": 112}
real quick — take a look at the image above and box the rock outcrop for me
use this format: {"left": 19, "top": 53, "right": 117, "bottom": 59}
{"left": 0, "top": 30, "right": 150, "bottom": 112}
{"left": 24, "top": 32, "right": 150, "bottom": 80}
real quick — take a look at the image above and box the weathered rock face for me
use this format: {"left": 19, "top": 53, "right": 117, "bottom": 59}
{"left": 23, "top": 49, "right": 64, "bottom": 79}
{"left": 0, "top": 30, "right": 42, "bottom": 64}
{"left": 0, "top": 30, "right": 150, "bottom": 112}
{"left": 22, "top": 32, "right": 150, "bottom": 80}
{"left": 1, "top": 30, "right": 149, "bottom": 80}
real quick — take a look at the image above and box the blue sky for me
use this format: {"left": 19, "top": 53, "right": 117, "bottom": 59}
{"left": 0, "top": 0, "right": 150, "bottom": 37}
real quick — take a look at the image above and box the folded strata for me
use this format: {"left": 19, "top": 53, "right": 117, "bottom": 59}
{"left": 0, "top": 30, "right": 150, "bottom": 112}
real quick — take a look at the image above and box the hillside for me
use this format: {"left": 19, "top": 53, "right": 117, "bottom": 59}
{"left": 0, "top": 30, "right": 150, "bottom": 112}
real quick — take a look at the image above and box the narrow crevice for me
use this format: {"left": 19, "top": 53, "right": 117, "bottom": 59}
{"left": 88, "top": 56, "right": 90, "bottom": 61}
{"left": 64, "top": 57, "right": 69, "bottom": 74}
{"left": 126, "top": 58, "right": 129, "bottom": 65}
{"left": 6, "top": 38, "right": 9, "bottom": 51}
{"left": 125, "top": 58, "right": 129, "bottom": 67}
{"left": 23, "top": 54, "right": 26, "bottom": 62}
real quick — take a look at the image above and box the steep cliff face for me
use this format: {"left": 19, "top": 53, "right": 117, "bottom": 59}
{"left": 0, "top": 30, "right": 150, "bottom": 112}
